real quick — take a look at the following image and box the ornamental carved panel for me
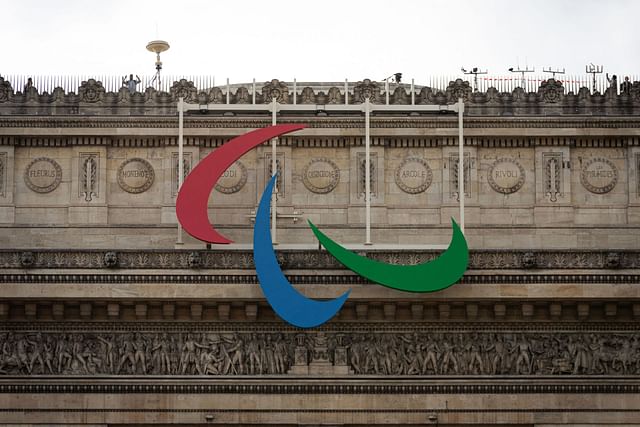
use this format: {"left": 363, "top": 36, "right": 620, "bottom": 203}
{"left": 171, "top": 152, "right": 192, "bottom": 197}
{"left": 117, "top": 158, "right": 155, "bottom": 194}
{"left": 543, "top": 152, "right": 563, "bottom": 202}
{"left": 357, "top": 152, "right": 378, "bottom": 198}
{"left": 448, "top": 153, "right": 471, "bottom": 198}
{"left": 78, "top": 153, "right": 99, "bottom": 201}
{"left": 24, "top": 157, "right": 62, "bottom": 193}
{"left": 302, "top": 158, "right": 340, "bottom": 194}
{"left": 487, "top": 158, "right": 525, "bottom": 194}
{"left": 580, "top": 157, "right": 618, "bottom": 194}
{"left": 215, "top": 160, "right": 247, "bottom": 194}
{"left": 395, "top": 157, "right": 433, "bottom": 194}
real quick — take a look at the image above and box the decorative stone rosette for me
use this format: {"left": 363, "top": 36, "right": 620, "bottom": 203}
{"left": 24, "top": 157, "right": 62, "bottom": 193}
{"left": 394, "top": 157, "right": 432, "bottom": 194}
{"left": 487, "top": 158, "right": 525, "bottom": 194}
{"left": 302, "top": 158, "right": 340, "bottom": 194}
{"left": 117, "top": 158, "right": 155, "bottom": 194}
{"left": 580, "top": 157, "right": 618, "bottom": 194}
{"left": 215, "top": 161, "right": 247, "bottom": 194}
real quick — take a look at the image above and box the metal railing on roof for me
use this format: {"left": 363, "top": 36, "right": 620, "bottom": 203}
{"left": 1, "top": 74, "right": 638, "bottom": 95}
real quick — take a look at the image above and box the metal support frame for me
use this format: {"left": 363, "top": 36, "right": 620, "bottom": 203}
{"left": 176, "top": 94, "right": 465, "bottom": 247}
{"left": 177, "top": 97, "right": 184, "bottom": 245}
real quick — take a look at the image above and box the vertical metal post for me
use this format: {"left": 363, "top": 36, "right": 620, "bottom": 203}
{"left": 385, "top": 80, "right": 389, "bottom": 105}
{"left": 177, "top": 97, "right": 184, "bottom": 244}
{"left": 411, "top": 78, "right": 415, "bottom": 105}
{"left": 365, "top": 97, "right": 372, "bottom": 245}
{"left": 271, "top": 97, "right": 278, "bottom": 244}
{"left": 345, "top": 79, "right": 348, "bottom": 105}
{"left": 457, "top": 98, "right": 465, "bottom": 234}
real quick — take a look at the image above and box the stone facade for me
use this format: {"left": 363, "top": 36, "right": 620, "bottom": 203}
{"left": 0, "top": 77, "right": 639, "bottom": 426}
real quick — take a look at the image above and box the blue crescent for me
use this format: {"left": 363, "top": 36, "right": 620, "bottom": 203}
{"left": 253, "top": 174, "right": 350, "bottom": 328}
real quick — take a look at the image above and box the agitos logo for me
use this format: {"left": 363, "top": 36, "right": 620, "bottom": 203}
{"left": 176, "top": 125, "right": 469, "bottom": 328}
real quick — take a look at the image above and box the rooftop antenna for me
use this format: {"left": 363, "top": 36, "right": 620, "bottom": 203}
{"left": 585, "top": 63, "right": 603, "bottom": 93}
{"left": 461, "top": 66, "right": 487, "bottom": 92}
{"left": 146, "top": 40, "right": 170, "bottom": 90}
{"left": 382, "top": 73, "right": 402, "bottom": 104}
{"left": 543, "top": 67, "right": 565, "bottom": 80}
{"left": 508, "top": 65, "right": 535, "bottom": 89}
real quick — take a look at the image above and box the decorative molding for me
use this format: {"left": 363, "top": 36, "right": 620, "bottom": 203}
{"left": 23, "top": 157, "right": 62, "bottom": 193}
{"left": 302, "top": 158, "right": 340, "bottom": 194}
{"left": 0, "top": 250, "right": 638, "bottom": 270}
{"left": 395, "top": 157, "right": 432, "bottom": 194}
{"left": 581, "top": 157, "right": 618, "bottom": 194}
{"left": 116, "top": 157, "right": 154, "bottom": 194}
{"left": 4, "top": 116, "right": 640, "bottom": 134}
{"left": 0, "top": 273, "right": 638, "bottom": 285}
{"left": 1, "top": 381, "right": 640, "bottom": 395}
{"left": 487, "top": 158, "right": 525, "bottom": 194}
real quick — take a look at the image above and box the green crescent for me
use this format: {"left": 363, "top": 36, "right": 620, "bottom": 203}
{"left": 307, "top": 218, "right": 469, "bottom": 293}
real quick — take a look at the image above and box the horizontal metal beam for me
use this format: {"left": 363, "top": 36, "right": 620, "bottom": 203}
{"left": 182, "top": 102, "right": 459, "bottom": 114}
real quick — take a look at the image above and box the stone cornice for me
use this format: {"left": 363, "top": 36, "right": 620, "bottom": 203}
{"left": 1, "top": 117, "right": 639, "bottom": 148}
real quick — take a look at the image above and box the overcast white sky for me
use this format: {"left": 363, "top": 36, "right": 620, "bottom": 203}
{"left": 2, "top": 0, "right": 639, "bottom": 83}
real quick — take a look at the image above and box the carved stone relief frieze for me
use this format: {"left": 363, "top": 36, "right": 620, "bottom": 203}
{"left": 24, "top": 157, "right": 62, "bottom": 193}
{"left": 78, "top": 153, "right": 99, "bottom": 201}
{"left": 215, "top": 160, "right": 247, "bottom": 194}
{"left": 0, "top": 249, "right": 638, "bottom": 270}
{"left": 2, "top": 329, "right": 640, "bottom": 377}
{"left": 487, "top": 158, "right": 525, "bottom": 194}
{"left": 117, "top": 158, "right": 155, "bottom": 194}
{"left": 395, "top": 157, "right": 433, "bottom": 194}
{"left": 581, "top": 157, "right": 618, "bottom": 194}
{"left": 171, "top": 152, "right": 192, "bottom": 197}
{"left": 302, "top": 158, "right": 340, "bottom": 194}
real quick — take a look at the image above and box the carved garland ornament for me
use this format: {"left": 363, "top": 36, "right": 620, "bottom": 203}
{"left": 117, "top": 158, "right": 155, "bottom": 194}
{"left": 395, "top": 157, "right": 433, "bottom": 194}
{"left": 302, "top": 158, "right": 340, "bottom": 194}
{"left": 487, "top": 158, "right": 525, "bottom": 194}
{"left": 580, "top": 157, "right": 618, "bottom": 194}
{"left": 24, "top": 157, "right": 62, "bottom": 193}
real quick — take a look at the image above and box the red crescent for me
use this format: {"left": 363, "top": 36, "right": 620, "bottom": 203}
{"left": 176, "top": 124, "right": 306, "bottom": 244}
